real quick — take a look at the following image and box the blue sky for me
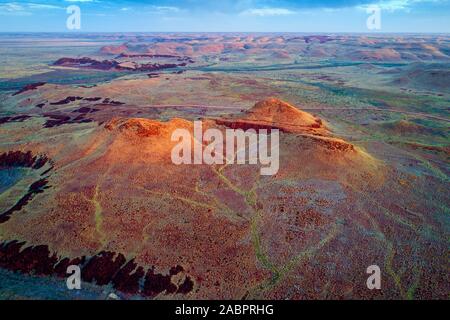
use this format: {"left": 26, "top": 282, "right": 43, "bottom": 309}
{"left": 0, "top": 0, "right": 449, "bottom": 32}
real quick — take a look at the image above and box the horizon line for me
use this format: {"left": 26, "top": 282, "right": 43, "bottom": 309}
{"left": 1, "top": 31, "right": 449, "bottom": 35}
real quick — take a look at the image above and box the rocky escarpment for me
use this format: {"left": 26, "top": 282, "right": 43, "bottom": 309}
{"left": 216, "top": 98, "right": 329, "bottom": 136}
{"left": 52, "top": 57, "right": 190, "bottom": 72}
{"left": 215, "top": 98, "right": 357, "bottom": 152}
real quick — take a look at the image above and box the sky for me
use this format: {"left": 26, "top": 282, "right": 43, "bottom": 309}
{"left": 0, "top": 0, "right": 449, "bottom": 33}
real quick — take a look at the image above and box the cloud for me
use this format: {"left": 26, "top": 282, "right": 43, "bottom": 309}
{"left": 148, "top": 5, "right": 180, "bottom": 14}
{"left": 240, "top": 7, "right": 297, "bottom": 16}
{"left": 0, "top": 2, "right": 62, "bottom": 16}
{"left": 0, "top": 2, "right": 29, "bottom": 15}
{"left": 357, "top": 0, "right": 446, "bottom": 11}
{"left": 261, "top": 0, "right": 376, "bottom": 9}
{"left": 28, "top": 3, "right": 61, "bottom": 9}
{"left": 116, "top": 4, "right": 181, "bottom": 15}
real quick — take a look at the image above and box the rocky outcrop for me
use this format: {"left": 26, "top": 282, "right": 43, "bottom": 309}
{"left": 52, "top": 57, "right": 188, "bottom": 72}
{"left": 216, "top": 98, "right": 329, "bottom": 136}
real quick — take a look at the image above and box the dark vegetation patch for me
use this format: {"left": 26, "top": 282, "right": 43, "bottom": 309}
{"left": 0, "top": 241, "right": 193, "bottom": 297}
{"left": 83, "top": 97, "right": 102, "bottom": 102}
{"left": 112, "top": 259, "right": 145, "bottom": 295}
{"left": 0, "top": 241, "right": 57, "bottom": 275}
{"left": 12, "top": 82, "right": 46, "bottom": 96}
{"left": 0, "top": 115, "right": 31, "bottom": 125}
{"left": 49, "top": 96, "right": 124, "bottom": 107}
{"left": 0, "top": 150, "right": 49, "bottom": 170}
{"left": 0, "top": 151, "right": 52, "bottom": 224}
{"left": 72, "top": 107, "right": 99, "bottom": 114}
{"left": 143, "top": 267, "right": 177, "bottom": 297}
{"left": 101, "top": 98, "right": 124, "bottom": 105}
{"left": 177, "top": 276, "right": 195, "bottom": 294}
{"left": 82, "top": 251, "right": 127, "bottom": 286}
{"left": 43, "top": 113, "right": 93, "bottom": 128}
{"left": 50, "top": 96, "right": 84, "bottom": 105}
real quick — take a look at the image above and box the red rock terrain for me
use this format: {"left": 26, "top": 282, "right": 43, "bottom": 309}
{"left": 216, "top": 98, "right": 329, "bottom": 136}
{"left": 0, "top": 96, "right": 447, "bottom": 299}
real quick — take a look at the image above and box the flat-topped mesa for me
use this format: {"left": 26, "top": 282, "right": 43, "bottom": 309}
{"left": 52, "top": 57, "right": 185, "bottom": 72}
{"left": 102, "top": 101, "right": 355, "bottom": 154}
{"left": 216, "top": 98, "right": 329, "bottom": 136}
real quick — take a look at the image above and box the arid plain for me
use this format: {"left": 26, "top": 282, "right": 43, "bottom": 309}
{"left": 0, "top": 33, "right": 448, "bottom": 299}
